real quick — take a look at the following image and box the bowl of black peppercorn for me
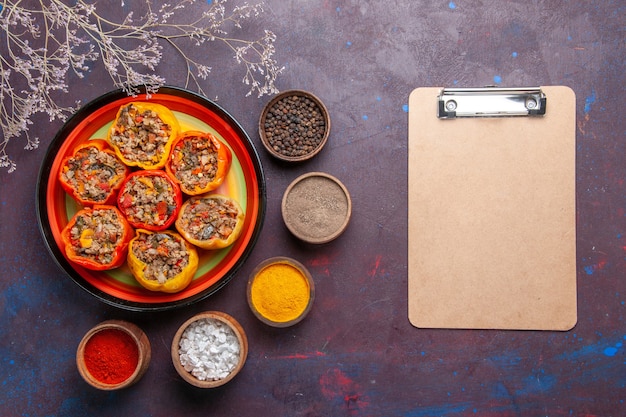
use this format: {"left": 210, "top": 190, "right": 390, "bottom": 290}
{"left": 259, "top": 90, "right": 330, "bottom": 162}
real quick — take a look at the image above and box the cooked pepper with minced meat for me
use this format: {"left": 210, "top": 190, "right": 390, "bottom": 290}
{"left": 165, "top": 130, "right": 232, "bottom": 195}
{"left": 127, "top": 229, "right": 198, "bottom": 293}
{"left": 61, "top": 205, "right": 133, "bottom": 271}
{"left": 117, "top": 170, "right": 182, "bottom": 231}
{"left": 58, "top": 140, "right": 130, "bottom": 207}
{"left": 175, "top": 194, "right": 245, "bottom": 250}
{"left": 107, "top": 102, "right": 180, "bottom": 170}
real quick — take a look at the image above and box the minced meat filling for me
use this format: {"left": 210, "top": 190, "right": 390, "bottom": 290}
{"left": 61, "top": 146, "right": 126, "bottom": 202}
{"left": 169, "top": 135, "right": 219, "bottom": 189}
{"left": 110, "top": 104, "right": 172, "bottom": 164}
{"left": 131, "top": 232, "right": 190, "bottom": 283}
{"left": 119, "top": 175, "right": 177, "bottom": 226}
{"left": 69, "top": 208, "right": 125, "bottom": 265}
{"left": 179, "top": 197, "right": 240, "bottom": 241}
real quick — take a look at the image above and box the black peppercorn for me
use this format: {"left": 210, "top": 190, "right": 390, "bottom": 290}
{"left": 262, "top": 93, "right": 327, "bottom": 159}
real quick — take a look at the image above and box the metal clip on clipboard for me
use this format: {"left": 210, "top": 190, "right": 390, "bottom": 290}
{"left": 437, "top": 87, "right": 546, "bottom": 118}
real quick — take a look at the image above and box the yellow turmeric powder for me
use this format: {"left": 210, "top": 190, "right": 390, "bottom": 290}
{"left": 250, "top": 262, "right": 310, "bottom": 323}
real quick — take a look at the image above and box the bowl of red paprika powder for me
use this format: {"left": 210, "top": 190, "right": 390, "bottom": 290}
{"left": 76, "top": 320, "right": 151, "bottom": 390}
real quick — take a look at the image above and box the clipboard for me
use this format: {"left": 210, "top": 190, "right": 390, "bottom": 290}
{"left": 408, "top": 86, "right": 577, "bottom": 330}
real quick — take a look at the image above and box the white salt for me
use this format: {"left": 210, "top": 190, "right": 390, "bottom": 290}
{"left": 178, "top": 318, "right": 241, "bottom": 381}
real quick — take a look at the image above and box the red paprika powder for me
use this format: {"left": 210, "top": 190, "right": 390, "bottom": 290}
{"left": 83, "top": 328, "right": 139, "bottom": 385}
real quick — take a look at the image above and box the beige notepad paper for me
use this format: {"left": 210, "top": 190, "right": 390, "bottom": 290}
{"left": 408, "top": 86, "right": 577, "bottom": 330}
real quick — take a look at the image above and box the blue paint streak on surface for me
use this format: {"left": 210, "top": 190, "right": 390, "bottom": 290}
{"left": 516, "top": 370, "right": 557, "bottom": 395}
{"left": 1, "top": 274, "right": 76, "bottom": 415}
{"left": 346, "top": 41, "right": 352, "bottom": 47}
{"left": 449, "top": 2, "right": 457, "bottom": 10}
{"left": 558, "top": 342, "right": 599, "bottom": 360}
{"left": 491, "top": 382, "right": 512, "bottom": 400}
{"left": 489, "top": 353, "right": 522, "bottom": 368}
{"left": 558, "top": 335, "right": 626, "bottom": 363}
{"left": 512, "top": 51, "right": 518, "bottom": 58}
{"left": 584, "top": 90, "right": 597, "bottom": 113}
{"left": 603, "top": 340, "right": 623, "bottom": 357}
{"left": 584, "top": 265, "right": 595, "bottom": 275}
{"left": 362, "top": 115, "right": 368, "bottom": 120}
{"left": 59, "top": 397, "right": 90, "bottom": 416}
{"left": 3, "top": 276, "right": 47, "bottom": 318}
{"left": 404, "top": 402, "right": 470, "bottom": 417}
{"left": 494, "top": 75, "right": 502, "bottom": 84}
{"left": 402, "top": 104, "right": 409, "bottom": 113}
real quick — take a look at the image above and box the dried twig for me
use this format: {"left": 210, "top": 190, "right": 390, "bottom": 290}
{"left": 0, "top": 0, "right": 283, "bottom": 173}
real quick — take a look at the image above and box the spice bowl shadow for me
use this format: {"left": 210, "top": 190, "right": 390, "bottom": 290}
{"left": 258, "top": 89, "right": 330, "bottom": 163}
{"left": 247, "top": 257, "right": 315, "bottom": 328}
{"left": 76, "top": 320, "right": 151, "bottom": 390}
{"left": 171, "top": 311, "right": 248, "bottom": 388}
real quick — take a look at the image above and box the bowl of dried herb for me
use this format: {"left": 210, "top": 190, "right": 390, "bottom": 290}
{"left": 259, "top": 90, "right": 330, "bottom": 162}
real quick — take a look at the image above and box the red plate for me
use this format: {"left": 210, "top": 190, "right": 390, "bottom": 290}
{"left": 36, "top": 87, "right": 266, "bottom": 311}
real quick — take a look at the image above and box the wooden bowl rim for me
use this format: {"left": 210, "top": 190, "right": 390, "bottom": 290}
{"left": 246, "top": 256, "right": 315, "bottom": 328}
{"left": 258, "top": 89, "right": 330, "bottom": 162}
{"left": 281, "top": 171, "right": 352, "bottom": 244}
{"left": 171, "top": 311, "right": 248, "bottom": 388}
{"left": 76, "top": 319, "right": 151, "bottom": 390}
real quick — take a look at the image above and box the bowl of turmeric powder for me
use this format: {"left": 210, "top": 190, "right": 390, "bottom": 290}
{"left": 247, "top": 257, "right": 315, "bottom": 327}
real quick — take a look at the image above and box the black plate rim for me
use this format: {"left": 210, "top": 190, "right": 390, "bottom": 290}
{"left": 35, "top": 86, "right": 266, "bottom": 312}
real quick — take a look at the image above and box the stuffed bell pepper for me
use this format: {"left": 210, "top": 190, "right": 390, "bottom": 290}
{"left": 58, "top": 139, "right": 130, "bottom": 207}
{"left": 127, "top": 229, "right": 199, "bottom": 293}
{"left": 175, "top": 194, "right": 245, "bottom": 250}
{"left": 117, "top": 170, "right": 182, "bottom": 231}
{"left": 107, "top": 101, "right": 180, "bottom": 170}
{"left": 165, "top": 130, "right": 232, "bottom": 195}
{"left": 61, "top": 205, "right": 133, "bottom": 271}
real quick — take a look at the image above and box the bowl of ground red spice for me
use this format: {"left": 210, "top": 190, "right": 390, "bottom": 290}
{"left": 171, "top": 311, "right": 248, "bottom": 388}
{"left": 76, "top": 320, "right": 151, "bottom": 390}
{"left": 247, "top": 257, "right": 315, "bottom": 327}
{"left": 259, "top": 90, "right": 330, "bottom": 162}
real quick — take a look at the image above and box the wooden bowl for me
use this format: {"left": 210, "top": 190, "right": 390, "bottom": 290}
{"left": 76, "top": 320, "right": 151, "bottom": 390}
{"left": 171, "top": 311, "right": 248, "bottom": 388}
{"left": 247, "top": 257, "right": 315, "bottom": 328}
{"left": 281, "top": 172, "right": 352, "bottom": 244}
{"left": 259, "top": 90, "right": 330, "bottom": 162}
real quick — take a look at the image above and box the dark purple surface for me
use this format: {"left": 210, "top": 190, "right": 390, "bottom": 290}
{"left": 1, "top": 1, "right": 624, "bottom": 416}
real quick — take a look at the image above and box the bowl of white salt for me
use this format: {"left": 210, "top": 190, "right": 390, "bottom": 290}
{"left": 171, "top": 311, "right": 248, "bottom": 388}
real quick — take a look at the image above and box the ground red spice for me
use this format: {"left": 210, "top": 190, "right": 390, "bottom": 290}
{"left": 84, "top": 328, "right": 139, "bottom": 385}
